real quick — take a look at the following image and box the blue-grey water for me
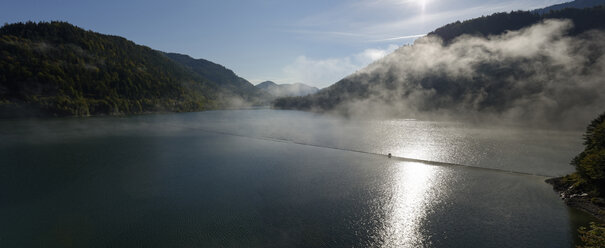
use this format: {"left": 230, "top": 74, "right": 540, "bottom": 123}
{"left": 0, "top": 109, "right": 593, "bottom": 247}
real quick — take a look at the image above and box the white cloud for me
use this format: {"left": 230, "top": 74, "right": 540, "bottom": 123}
{"left": 370, "top": 34, "right": 426, "bottom": 42}
{"left": 281, "top": 44, "right": 399, "bottom": 88}
{"left": 356, "top": 44, "right": 400, "bottom": 63}
{"left": 288, "top": 0, "right": 568, "bottom": 44}
{"left": 273, "top": 0, "right": 571, "bottom": 88}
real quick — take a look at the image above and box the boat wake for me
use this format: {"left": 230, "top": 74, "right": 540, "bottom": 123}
{"left": 169, "top": 124, "right": 551, "bottom": 178}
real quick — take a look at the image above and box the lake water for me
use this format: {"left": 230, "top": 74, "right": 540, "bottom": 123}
{"left": 0, "top": 109, "right": 594, "bottom": 247}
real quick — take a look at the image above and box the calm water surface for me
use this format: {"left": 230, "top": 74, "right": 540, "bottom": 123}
{"left": 0, "top": 109, "right": 593, "bottom": 247}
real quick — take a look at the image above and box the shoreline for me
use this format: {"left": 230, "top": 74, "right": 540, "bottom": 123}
{"left": 546, "top": 177, "right": 605, "bottom": 222}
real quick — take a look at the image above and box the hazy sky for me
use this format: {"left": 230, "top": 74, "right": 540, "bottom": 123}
{"left": 2, "top": 0, "right": 568, "bottom": 88}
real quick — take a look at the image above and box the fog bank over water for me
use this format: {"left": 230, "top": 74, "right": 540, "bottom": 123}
{"left": 0, "top": 110, "right": 590, "bottom": 247}
{"left": 295, "top": 19, "right": 605, "bottom": 129}
{"left": 1, "top": 110, "right": 583, "bottom": 177}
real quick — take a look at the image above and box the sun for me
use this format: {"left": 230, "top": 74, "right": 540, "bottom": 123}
{"left": 418, "top": 0, "right": 427, "bottom": 12}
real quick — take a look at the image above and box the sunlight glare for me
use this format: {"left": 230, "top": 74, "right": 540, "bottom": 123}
{"left": 380, "top": 162, "right": 441, "bottom": 247}
{"left": 419, "top": 0, "right": 427, "bottom": 12}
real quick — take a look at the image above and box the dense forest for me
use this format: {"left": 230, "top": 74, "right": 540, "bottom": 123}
{"left": 566, "top": 112, "right": 605, "bottom": 197}
{"left": 533, "top": 0, "right": 605, "bottom": 15}
{"left": 430, "top": 4, "right": 605, "bottom": 43}
{"left": 164, "top": 53, "right": 269, "bottom": 105}
{"left": 274, "top": 5, "right": 605, "bottom": 128}
{"left": 0, "top": 21, "right": 261, "bottom": 117}
{"left": 256, "top": 81, "right": 319, "bottom": 98}
{"left": 551, "top": 112, "right": 605, "bottom": 248}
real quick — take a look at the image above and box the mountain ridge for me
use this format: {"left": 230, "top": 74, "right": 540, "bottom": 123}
{"left": 0, "top": 21, "right": 264, "bottom": 117}
{"left": 533, "top": 0, "right": 605, "bottom": 14}
{"left": 274, "top": 5, "right": 605, "bottom": 128}
{"left": 256, "top": 81, "right": 319, "bottom": 98}
{"left": 164, "top": 52, "right": 269, "bottom": 105}
{"left": 256, "top": 81, "right": 278, "bottom": 89}
{"left": 429, "top": 1, "right": 605, "bottom": 44}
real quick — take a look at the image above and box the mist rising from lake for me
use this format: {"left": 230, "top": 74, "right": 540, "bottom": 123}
{"left": 0, "top": 110, "right": 591, "bottom": 247}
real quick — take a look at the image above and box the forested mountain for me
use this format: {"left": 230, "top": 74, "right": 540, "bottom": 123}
{"left": 0, "top": 21, "right": 260, "bottom": 117}
{"left": 533, "top": 0, "right": 605, "bottom": 15}
{"left": 164, "top": 53, "right": 269, "bottom": 104}
{"left": 256, "top": 81, "right": 319, "bottom": 98}
{"left": 274, "top": 5, "right": 605, "bottom": 128}
{"left": 430, "top": 3, "right": 605, "bottom": 43}
{"left": 256, "top": 81, "right": 278, "bottom": 89}
{"left": 570, "top": 111, "right": 605, "bottom": 196}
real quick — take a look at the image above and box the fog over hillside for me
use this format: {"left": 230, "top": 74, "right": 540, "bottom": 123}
{"left": 276, "top": 18, "right": 605, "bottom": 129}
{"left": 256, "top": 81, "right": 319, "bottom": 98}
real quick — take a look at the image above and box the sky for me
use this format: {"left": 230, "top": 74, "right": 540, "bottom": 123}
{"left": 2, "top": 0, "right": 569, "bottom": 88}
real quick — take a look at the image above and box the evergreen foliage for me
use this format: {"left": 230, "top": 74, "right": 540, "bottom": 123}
{"left": 274, "top": 6, "right": 605, "bottom": 120}
{"left": 430, "top": 6, "right": 605, "bottom": 44}
{"left": 0, "top": 21, "right": 228, "bottom": 117}
{"left": 571, "top": 112, "right": 605, "bottom": 196}
{"left": 577, "top": 222, "right": 605, "bottom": 248}
{"left": 164, "top": 53, "right": 269, "bottom": 105}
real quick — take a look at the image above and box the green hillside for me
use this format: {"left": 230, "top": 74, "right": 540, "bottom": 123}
{"left": 430, "top": 4, "right": 605, "bottom": 43}
{"left": 274, "top": 5, "right": 605, "bottom": 127}
{"left": 0, "top": 21, "right": 238, "bottom": 117}
{"left": 165, "top": 53, "right": 269, "bottom": 105}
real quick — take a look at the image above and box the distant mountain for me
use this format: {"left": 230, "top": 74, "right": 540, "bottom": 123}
{"left": 0, "top": 21, "right": 262, "bottom": 117}
{"left": 164, "top": 53, "right": 269, "bottom": 104}
{"left": 274, "top": 5, "right": 605, "bottom": 128}
{"left": 256, "top": 81, "right": 278, "bottom": 89}
{"left": 534, "top": 0, "right": 605, "bottom": 14}
{"left": 256, "top": 81, "right": 319, "bottom": 98}
{"left": 429, "top": 3, "right": 605, "bottom": 44}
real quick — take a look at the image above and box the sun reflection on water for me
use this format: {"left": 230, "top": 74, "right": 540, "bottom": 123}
{"left": 375, "top": 119, "right": 457, "bottom": 164}
{"left": 379, "top": 162, "right": 446, "bottom": 247}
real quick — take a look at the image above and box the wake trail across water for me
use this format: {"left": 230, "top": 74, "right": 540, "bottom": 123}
{"left": 168, "top": 124, "right": 552, "bottom": 178}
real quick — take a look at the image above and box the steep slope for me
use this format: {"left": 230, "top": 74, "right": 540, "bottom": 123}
{"left": 430, "top": 3, "right": 605, "bottom": 44}
{"left": 534, "top": 0, "right": 605, "bottom": 14}
{"left": 0, "top": 21, "right": 259, "bottom": 117}
{"left": 256, "top": 81, "right": 319, "bottom": 98}
{"left": 256, "top": 81, "right": 278, "bottom": 89}
{"left": 274, "top": 6, "right": 605, "bottom": 128}
{"left": 164, "top": 53, "right": 269, "bottom": 104}
{"left": 0, "top": 21, "right": 217, "bottom": 117}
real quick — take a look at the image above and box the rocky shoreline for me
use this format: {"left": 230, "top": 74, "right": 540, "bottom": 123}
{"left": 546, "top": 177, "right": 605, "bottom": 222}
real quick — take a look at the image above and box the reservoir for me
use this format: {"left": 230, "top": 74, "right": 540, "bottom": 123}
{"left": 0, "top": 109, "right": 594, "bottom": 247}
